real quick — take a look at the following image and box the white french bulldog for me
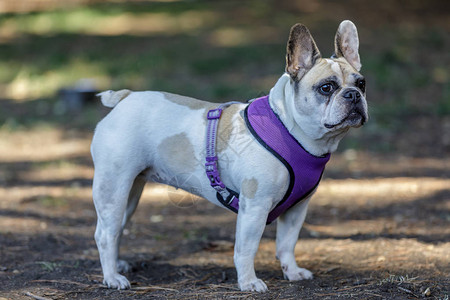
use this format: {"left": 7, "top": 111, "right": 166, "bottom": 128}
{"left": 91, "top": 20, "right": 368, "bottom": 292}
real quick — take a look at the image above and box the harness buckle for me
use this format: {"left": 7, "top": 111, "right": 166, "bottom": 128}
{"left": 205, "top": 159, "right": 225, "bottom": 189}
{"left": 207, "top": 108, "right": 223, "bottom": 120}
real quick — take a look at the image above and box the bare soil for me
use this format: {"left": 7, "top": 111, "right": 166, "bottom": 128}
{"left": 0, "top": 0, "right": 449, "bottom": 298}
{"left": 0, "top": 113, "right": 449, "bottom": 299}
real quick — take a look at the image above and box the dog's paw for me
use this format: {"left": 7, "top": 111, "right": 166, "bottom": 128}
{"left": 282, "top": 265, "right": 313, "bottom": 281}
{"left": 239, "top": 278, "right": 268, "bottom": 292}
{"left": 103, "top": 273, "right": 131, "bottom": 290}
{"left": 117, "top": 259, "right": 131, "bottom": 273}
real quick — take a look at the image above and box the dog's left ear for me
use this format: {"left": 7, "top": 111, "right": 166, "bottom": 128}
{"left": 286, "top": 24, "right": 322, "bottom": 80}
{"left": 334, "top": 20, "right": 361, "bottom": 71}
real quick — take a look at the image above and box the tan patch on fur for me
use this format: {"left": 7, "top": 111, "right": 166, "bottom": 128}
{"left": 158, "top": 133, "right": 197, "bottom": 172}
{"left": 115, "top": 89, "right": 132, "bottom": 100}
{"left": 314, "top": 58, "right": 360, "bottom": 85}
{"left": 334, "top": 57, "right": 361, "bottom": 84}
{"left": 100, "top": 89, "right": 132, "bottom": 107}
{"left": 242, "top": 178, "right": 258, "bottom": 199}
{"left": 216, "top": 104, "right": 244, "bottom": 153}
{"left": 162, "top": 92, "right": 216, "bottom": 111}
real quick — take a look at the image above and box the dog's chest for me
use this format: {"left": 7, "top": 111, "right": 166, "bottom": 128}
{"left": 207, "top": 96, "right": 330, "bottom": 223}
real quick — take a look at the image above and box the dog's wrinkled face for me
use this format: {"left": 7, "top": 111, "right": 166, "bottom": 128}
{"left": 285, "top": 20, "right": 368, "bottom": 140}
{"left": 297, "top": 57, "right": 368, "bottom": 133}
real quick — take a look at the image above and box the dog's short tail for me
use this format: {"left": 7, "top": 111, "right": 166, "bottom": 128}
{"left": 97, "top": 89, "right": 132, "bottom": 108}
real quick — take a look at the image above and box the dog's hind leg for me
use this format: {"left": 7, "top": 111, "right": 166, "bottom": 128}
{"left": 116, "top": 174, "right": 146, "bottom": 273}
{"left": 92, "top": 168, "right": 139, "bottom": 289}
{"left": 122, "top": 174, "right": 146, "bottom": 227}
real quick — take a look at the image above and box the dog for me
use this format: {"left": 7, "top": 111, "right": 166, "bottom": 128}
{"left": 91, "top": 20, "right": 368, "bottom": 292}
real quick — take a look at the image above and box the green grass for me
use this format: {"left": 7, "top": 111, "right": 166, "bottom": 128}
{"left": 0, "top": 1, "right": 287, "bottom": 101}
{"left": 37, "top": 196, "right": 68, "bottom": 208}
{"left": 0, "top": 1, "right": 448, "bottom": 153}
{"left": 36, "top": 261, "right": 63, "bottom": 272}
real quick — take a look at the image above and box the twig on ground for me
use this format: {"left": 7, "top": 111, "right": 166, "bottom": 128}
{"left": 315, "top": 283, "right": 371, "bottom": 295}
{"left": 133, "top": 285, "right": 179, "bottom": 292}
{"left": 182, "top": 290, "right": 254, "bottom": 299}
{"left": 338, "top": 284, "right": 371, "bottom": 291}
{"left": 24, "top": 292, "right": 52, "bottom": 300}
{"left": 206, "top": 284, "right": 241, "bottom": 291}
{"left": 398, "top": 286, "right": 418, "bottom": 297}
{"left": 31, "top": 279, "right": 90, "bottom": 288}
{"left": 314, "top": 292, "right": 339, "bottom": 297}
{"left": 365, "top": 292, "right": 384, "bottom": 298}
{"left": 84, "top": 273, "right": 103, "bottom": 283}
{"left": 315, "top": 284, "right": 371, "bottom": 297}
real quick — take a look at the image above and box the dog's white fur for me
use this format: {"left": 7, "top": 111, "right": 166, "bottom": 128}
{"left": 91, "top": 20, "right": 367, "bottom": 292}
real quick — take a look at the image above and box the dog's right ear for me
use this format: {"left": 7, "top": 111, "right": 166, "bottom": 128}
{"left": 286, "top": 24, "right": 321, "bottom": 80}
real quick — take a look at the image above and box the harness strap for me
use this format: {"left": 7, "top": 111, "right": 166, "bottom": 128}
{"left": 205, "top": 101, "right": 241, "bottom": 210}
{"left": 205, "top": 96, "right": 330, "bottom": 224}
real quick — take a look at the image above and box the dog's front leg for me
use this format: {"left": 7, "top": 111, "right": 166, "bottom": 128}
{"left": 234, "top": 197, "right": 270, "bottom": 292}
{"left": 276, "top": 197, "right": 313, "bottom": 281}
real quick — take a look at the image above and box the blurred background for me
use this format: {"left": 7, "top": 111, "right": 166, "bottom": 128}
{"left": 0, "top": 0, "right": 448, "bottom": 156}
{"left": 0, "top": 1, "right": 449, "bottom": 299}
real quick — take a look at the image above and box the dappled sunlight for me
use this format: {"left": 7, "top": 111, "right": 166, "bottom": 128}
{"left": 0, "top": 215, "right": 48, "bottom": 233}
{"left": 1, "top": 134, "right": 448, "bottom": 297}
{"left": 209, "top": 27, "right": 251, "bottom": 48}
{"left": 86, "top": 11, "right": 215, "bottom": 36}
{"left": 0, "top": 1, "right": 448, "bottom": 298}
{"left": 5, "top": 59, "right": 110, "bottom": 100}
{"left": 315, "top": 177, "right": 450, "bottom": 206}
{"left": 159, "top": 237, "right": 450, "bottom": 278}
{"left": 0, "top": 9, "right": 216, "bottom": 39}
{"left": 0, "top": 7, "right": 219, "bottom": 99}
{"left": 329, "top": 152, "right": 450, "bottom": 178}
{"left": 0, "top": 213, "right": 94, "bottom": 237}
{"left": 0, "top": 0, "right": 185, "bottom": 14}
{"left": 16, "top": 161, "right": 93, "bottom": 183}
{"left": 209, "top": 26, "right": 280, "bottom": 47}
{"left": 0, "top": 4, "right": 289, "bottom": 100}
{"left": 0, "top": 184, "right": 90, "bottom": 201}
{"left": 296, "top": 238, "right": 449, "bottom": 276}
{"left": 1, "top": 122, "right": 447, "bottom": 242}
{"left": 139, "top": 177, "right": 450, "bottom": 208}
{"left": 0, "top": 128, "right": 91, "bottom": 162}
{"left": 305, "top": 219, "right": 449, "bottom": 240}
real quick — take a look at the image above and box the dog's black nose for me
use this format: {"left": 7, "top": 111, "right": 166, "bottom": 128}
{"left": 343, "top": 89, "right": 361, "bottom": 103}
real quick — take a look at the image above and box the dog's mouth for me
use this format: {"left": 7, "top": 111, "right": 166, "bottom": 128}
{"left": 324, "top": 108, "right": 367, "bottom": 129}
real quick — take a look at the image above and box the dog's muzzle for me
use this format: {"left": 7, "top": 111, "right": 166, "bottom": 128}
{"left": 343, "top": 89, "right": 361, "bottom": 103}
{"left": 324, "top": 89, "right": 367, "bottom": 129}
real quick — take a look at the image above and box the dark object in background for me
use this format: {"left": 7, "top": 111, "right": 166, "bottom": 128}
{"left": 59, "top": 80, "right": 99, "bottom": 112}
{"left": 59, "top": 88, "right": 98, "bottom": 112}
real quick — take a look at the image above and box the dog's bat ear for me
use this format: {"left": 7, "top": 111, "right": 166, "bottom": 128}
{"left": 286, "top": 24, "right": 321, "bottom": 80}
{"left": 334, "top": 20, "right": 361, "bottom": 71}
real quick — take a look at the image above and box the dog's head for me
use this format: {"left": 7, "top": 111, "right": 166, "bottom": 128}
{"left": 284, "top": 20, "right": 368, "bottom": 141}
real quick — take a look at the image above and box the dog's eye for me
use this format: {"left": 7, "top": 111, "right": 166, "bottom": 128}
{"left": 356, "top": 79, "right": 366, "bottom": 93}
{"left": 318, "top": 83, "right": 335, "bottom": 96}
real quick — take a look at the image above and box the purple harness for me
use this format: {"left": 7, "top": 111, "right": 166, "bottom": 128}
{"left": 205, "top": 95, "right": 330, "bottom": 224}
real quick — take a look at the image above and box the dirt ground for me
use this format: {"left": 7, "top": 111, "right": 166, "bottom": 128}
{"left": 0, "top": 0, "right": 449, "bottom": 299}
{"left": 0, "top": 109, "right": 449, "bottom": 300}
